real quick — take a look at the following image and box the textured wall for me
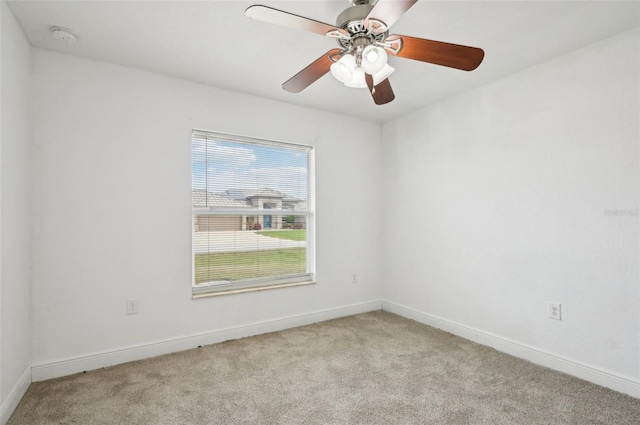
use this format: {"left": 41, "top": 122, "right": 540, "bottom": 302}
{"left": 382, "top": 29, "right": 639, "bottom": 380}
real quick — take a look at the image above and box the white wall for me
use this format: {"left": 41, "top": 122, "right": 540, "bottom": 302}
{"left": 29, "top": 50, "right": 383, "bottom": 369}
{"left": 382, "top": 28, "right": 639, "bottom": 385}
{"left": 0, "top": 0, "right": 32, "bottom": 417}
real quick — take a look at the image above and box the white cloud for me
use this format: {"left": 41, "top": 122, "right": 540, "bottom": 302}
{"left": 193, "top": 139, "right": 308, "bottom": 199}
{"left": 192, "top": 140, "right": 256, "bottom": 167}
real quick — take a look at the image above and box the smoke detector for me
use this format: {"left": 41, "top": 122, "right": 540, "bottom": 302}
{"left": 50, "top": 26, "right": 78, "bottom": 43}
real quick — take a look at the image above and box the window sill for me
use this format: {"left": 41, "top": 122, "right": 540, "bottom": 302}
{"left": 192, "top": 279, "right": 316, "bottom": 299}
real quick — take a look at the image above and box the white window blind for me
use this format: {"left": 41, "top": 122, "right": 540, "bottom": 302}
{"left": 191, "top": 130, "right": 314, "bottom": 296}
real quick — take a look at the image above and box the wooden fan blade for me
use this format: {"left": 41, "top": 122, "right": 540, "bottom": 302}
{"left": 387, "top": 35, "right": 484, "bottom": 71}
{"left": 283, "top": 49, "right": 343, "bottom": 94}
{"left": 246, "top": 5, "right": 349, "bottom": 39}
{"left": 365, "top": 0, "right": 418, "bottom": 30}
{"left": 365, "top": 74, "right": 395, "bottom": 105}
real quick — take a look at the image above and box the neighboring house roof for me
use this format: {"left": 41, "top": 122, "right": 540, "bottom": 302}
{"left": 192, "top": 189, "right": 251, "bottom": 208}
{"left": 243, "top": 188, "right": 293, "bottom": 199}
{"left": 193, "top": 188, "right": 301, "bottom": 208}
{"left": 282, "top": 196, "right": 302, "bottom": 203}
{"left": 225, "top": 188, "right": 301, "bottom": 202}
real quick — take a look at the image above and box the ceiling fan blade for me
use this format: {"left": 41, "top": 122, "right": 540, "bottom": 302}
{"left": 246, "top": 5, "right": 349, "bottom": 39}
{"left": 283, "top": 49, "right": 343, "bottom": 94}
{"left": 365, "top": 0, "right": 418, "bottom": 31}
{"left": 365, "top": 74, "right": 395, "bottom": 105}
{"left": 387, "top": 35, "right": 485, "bottom": 71}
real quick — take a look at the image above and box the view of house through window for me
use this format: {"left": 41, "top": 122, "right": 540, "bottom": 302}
{"left": 192, "top": 131, "right": 314, "bottom": 296}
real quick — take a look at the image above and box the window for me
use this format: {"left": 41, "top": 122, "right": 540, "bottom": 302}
{"left": 191, "top": 130, "right": 314, "bottom": 297}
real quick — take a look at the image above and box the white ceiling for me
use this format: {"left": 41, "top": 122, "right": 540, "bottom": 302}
{"left": 8, "top": 0, "right": 640, "bottom": 123}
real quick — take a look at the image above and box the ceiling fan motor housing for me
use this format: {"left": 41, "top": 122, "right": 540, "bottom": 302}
{"left": 336, "top": 3, "right": 372, "bottom": 28}
{"left": 336, "top": 3, "right": 387, "bottom": 51}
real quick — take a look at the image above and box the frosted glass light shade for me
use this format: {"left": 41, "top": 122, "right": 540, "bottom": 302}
{"left": 372, "top": 64, "right": 395, "bottom": 86}
{"left": 361, "top": 46, "right": 387, "bottom": 75}
{"left": 330, "top": 54, "right": 356, "bottom": 84}
{"left": 344, "top": 67, "right": 367, "bottom": 88}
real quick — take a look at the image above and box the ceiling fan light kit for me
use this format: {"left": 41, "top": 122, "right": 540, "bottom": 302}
{"left": 361, "top": 45, "right": 387, "bottom": 74}
{"left": 331, "top": 55, "right": 395, "bottom": 89}
{"left": 330, "top": 54, "right": 356, "bottom": 83}
{"left": 373, "top": 64, "right": 395, "bottom": 86}
{"left": 344, "top": 67, "right": 367, "bottom": 89}
{"left": 246, "top": 0, "right": 485, "bottom": 105}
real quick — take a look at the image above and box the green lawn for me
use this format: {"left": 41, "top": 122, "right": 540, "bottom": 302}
{"left": 194, "top": 248, "right": 306, "bottom": 284}
{"left": 257, "top": 229, "right": 306, "bottom": 241}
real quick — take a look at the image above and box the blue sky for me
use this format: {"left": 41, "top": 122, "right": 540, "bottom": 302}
{"left": 192, "top": 138, "right": 309, "bottom": 200}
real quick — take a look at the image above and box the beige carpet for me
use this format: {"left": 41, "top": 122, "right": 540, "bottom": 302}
{"left": 8, "top": 311, "right": 639, "bottom": 424}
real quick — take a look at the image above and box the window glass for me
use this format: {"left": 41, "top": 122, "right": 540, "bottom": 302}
{"left": 192, "top": 131, "right": 314, "bottom": 297}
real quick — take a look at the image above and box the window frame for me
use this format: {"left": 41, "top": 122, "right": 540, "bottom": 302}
{"left": 191, "top": 130, "right": 316, "bottom": 298}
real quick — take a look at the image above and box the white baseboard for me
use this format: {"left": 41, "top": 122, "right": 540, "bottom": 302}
{"left": 28, "top": 299, "right": 640, "bottom": 399}
{"left": 1, "top": 366, "right": 31, "bottom": 425}
{"left": 382, "top": 300, "right": 640, "bottom": 399}
{"left": 31, "top": 300, "right": 382, "bottom": 382}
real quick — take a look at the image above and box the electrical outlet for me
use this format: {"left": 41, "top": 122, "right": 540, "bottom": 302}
{"left": 126, "top": 299, "right": 139, "bottom": 315}
{"left": 351, "top": 272, "right": 358, "bottom": 284}
{"left": 548, "top": 302, "right": 561, "bottom": 320}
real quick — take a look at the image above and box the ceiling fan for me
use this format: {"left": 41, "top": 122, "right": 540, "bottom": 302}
{"left": 245, "top": 0, "right": 484, "bottom": 105}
